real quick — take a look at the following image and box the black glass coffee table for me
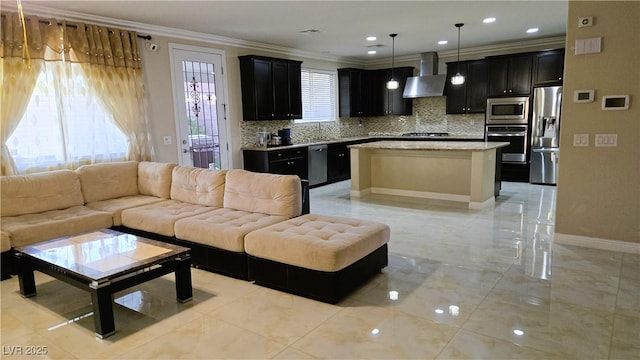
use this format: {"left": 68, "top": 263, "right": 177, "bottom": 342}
{"left": 14, "top": 229, "right": 192, "bottom": 339}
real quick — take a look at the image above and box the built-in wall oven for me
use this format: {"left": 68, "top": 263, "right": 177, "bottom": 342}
{"left": 485, "top": 124, "right": 528, "bottom": 164}
{"left": 486, "top": 97, "right": 531, "bottom": 164}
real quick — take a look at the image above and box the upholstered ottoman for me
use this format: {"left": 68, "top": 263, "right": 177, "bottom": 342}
{"left": 244, "top": 214, "right": 390, "bottom": 303}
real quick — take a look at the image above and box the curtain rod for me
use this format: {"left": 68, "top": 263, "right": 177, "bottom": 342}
{"left": 0, "top": 14, "right": 152, "bottom": 40}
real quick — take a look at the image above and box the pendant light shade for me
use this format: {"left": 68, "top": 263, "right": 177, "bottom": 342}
{"left": 386, "top": 33, "right": 399, "bottom": 89}
{"left": 451, "top": 23, "right": 465, "bottom": 86}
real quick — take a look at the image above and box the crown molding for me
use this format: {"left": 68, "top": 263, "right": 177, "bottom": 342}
{"left": 438, "top": 35, "right": 567, "bottom": 58}
{"left": 364, "top": 35, "right": 566, "bottom": 66}
{"left": 5, "top": 3, "right": 564, "bottom": 68}
{"left": 4, "top": 2, "right": 364, "bottom": 66}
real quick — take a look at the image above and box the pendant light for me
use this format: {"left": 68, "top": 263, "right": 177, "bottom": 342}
{"left": 451, "top": 23, "right": 465, "bottom": 85}
{"left": 386, "top": 33, "right": 399, "bottom": 90}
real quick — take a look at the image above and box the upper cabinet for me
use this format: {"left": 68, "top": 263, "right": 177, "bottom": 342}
{"left": 338, "top": 68, "right": 372, "bottom": 117}
{"left": 533, "top": 49, "right": 565, "bottom": 86}
{"left": 239, "top": 55, "right": 302, "bottom": 121}
{"left": 376, "top": 67, "right": 415, "bottom": 116}
{"left": 487, "top": 53, "right": 533, "bottom": 97}
{"left": 444, "top": 59, "right": 487, "bottom": 114}
{"left": 338, "top": 66, "right": 414, "bottom": 117}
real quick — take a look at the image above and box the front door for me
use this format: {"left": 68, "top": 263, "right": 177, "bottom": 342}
{"left": 169, "top": 45, "right": 230, "bottom": 169}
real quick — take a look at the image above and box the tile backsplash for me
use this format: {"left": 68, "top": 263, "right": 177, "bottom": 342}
{"left": 240, "top": 97, "right": 485, "bottom": 147}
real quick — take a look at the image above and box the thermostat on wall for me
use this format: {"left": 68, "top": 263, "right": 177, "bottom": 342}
{"left": 574, "top": 89, "right": 595, "bottom": 103}
{"left": 602, "top": 95, "right": 630, "bottom": 110}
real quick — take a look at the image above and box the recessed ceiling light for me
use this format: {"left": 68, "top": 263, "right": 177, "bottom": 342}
{"left": 366, "top": 36, "right": 377, "bottom": 41}
{"left": 438, "top": 40, "right": 448, "bottom": 45}
{"left": 483, "top": 17, "right": 496, "bottom": 23}
{"left": 526, "top": 28, "right": 539, "bottom": 33}
{"left": 368, "top": 50, "right": 377, "bottom": 55}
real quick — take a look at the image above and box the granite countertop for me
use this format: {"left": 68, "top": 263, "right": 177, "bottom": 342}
{"left": 349, "top": 140, "right": 510, "bottom": 151}
{"left": 241, "top": 134, "right": 486, "bottom": 151}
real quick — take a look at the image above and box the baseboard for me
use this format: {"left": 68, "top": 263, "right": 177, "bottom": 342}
{"left": 469, "top": 197, "right": 495, "bottom": 210}
{"left": 369, "top": 187, "right": 470, "bottom": 203}
{"left": 350, "top": 188, "right": 371, "bottom": 197}
{"left": 554, "top": 233, "right": 640, "bottom": 254}
{"left": 364, "top": 187, "right": 495, "bottom": 210}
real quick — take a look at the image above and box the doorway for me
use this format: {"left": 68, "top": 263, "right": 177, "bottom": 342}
{"left": 169, "top": 44, "right": 230, "bottom": 169}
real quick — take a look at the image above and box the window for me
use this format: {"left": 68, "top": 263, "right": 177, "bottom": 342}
{"left": 297, "top": 68, "right": 337, "bottom": 123}
{"left": 6, "top": 63, "right": 128, "bottom": 173}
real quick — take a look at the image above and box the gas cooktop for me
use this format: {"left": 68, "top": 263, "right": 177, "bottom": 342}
{"left": 402, "top": 132, "right": 450, "bottom": 137}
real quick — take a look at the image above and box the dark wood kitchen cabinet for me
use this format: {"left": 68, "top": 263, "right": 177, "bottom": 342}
{"left": 239, "top": 55, "right": 302, "bottom": 121}
{"left": 243, "top": 147, "right": 308, "bottom": 180}
{"left": 327, "top": 143, "right": 351, "bottom": 183}
{"left": 533, "top": 49, "right": 565, "bottom": 86}
{"left": 444, "top": 59, "right": 487, "bottom": 114}
{"left": 338, "top": 67, "right": 414, "bottom": 117}
{"left": 338, "top": 68, "right": 372, "bottom": 117}
{"left": 487, "top": 53, "right": 533, "bottom": 97}
{"left": 374, "top": 67, "right": 414, "bottom": 116}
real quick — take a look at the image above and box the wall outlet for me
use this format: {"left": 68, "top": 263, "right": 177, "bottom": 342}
{"left": 163, "top": 136, "right": 172, "bottom": 145}
{"left": 573, "top": 134, "right": 589, "bottom": 147}
{"left": 594, "top": 134, "right": 617, "bottom": 147}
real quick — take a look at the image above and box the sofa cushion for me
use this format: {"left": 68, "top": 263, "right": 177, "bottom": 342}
{"left": 85, "top": 195, "right": 166, "bottom": 226}
{"left": 170, "top": 166, "right": 226, "bottom": 207}
{"left": 1, "top": 170, "right": 85, "bottom": 217}
{"left": 138, "top": 162, "right": 176, "bottom": 198}
{"left": 223, "top": 169, "right": 302, "bottom": 218}
{"left": 1, "top": 206, "right": 113, "bottom": 248}
{"left": 121, "top": 200, "right": 215, "bottom": 237}
{"left": 76, "top": 161, "right": 139, "bottom": 203}
{"left": 174, "top": 208, "right": 287, "bottom": 252}
{"left": 244, "top": 214, "right": 390, "bottom": 272}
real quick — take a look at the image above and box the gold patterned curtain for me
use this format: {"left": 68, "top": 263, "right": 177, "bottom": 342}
{"left": 1, "top": 12, "right": 152, "bottom": 174}
{"left": 0, "top": 14, "right": 43, "bottom": 175}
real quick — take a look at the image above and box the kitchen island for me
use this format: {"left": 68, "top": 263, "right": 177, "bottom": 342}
{"left": 349, "top": 141, "right": 509, "bottom": 209}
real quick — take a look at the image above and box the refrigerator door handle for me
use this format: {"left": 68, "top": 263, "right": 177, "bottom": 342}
{"left": 532, "top": 148, "right": 559, "bottom": 152}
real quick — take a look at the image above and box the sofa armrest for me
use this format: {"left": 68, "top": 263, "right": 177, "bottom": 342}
{"left": 301, "top": 179, "right": 310, "bottom": 215}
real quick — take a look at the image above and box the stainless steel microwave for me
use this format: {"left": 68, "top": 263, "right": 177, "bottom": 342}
{"left": 486, "top": 97, "right": 530, "bottom": 124}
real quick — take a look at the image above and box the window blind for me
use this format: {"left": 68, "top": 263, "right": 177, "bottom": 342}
{"left": 300, "top": 68, "right": 336, "bottom": 122}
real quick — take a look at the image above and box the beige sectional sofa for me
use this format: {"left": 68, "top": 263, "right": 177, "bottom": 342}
{"left": 1, "top": 161, "right": 307, "bottom": 280}
{"left": 1, "top": 161, "right": 389, "bottom": 303}
{"left": 1, "top": 169, "right": 114, "bottom": 248}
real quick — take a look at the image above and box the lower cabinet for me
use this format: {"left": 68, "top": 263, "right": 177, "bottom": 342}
{"left": 243, "top": 147, "right": 308, "bottom": 180}
{"left": 501, "top": 163, "right": 530, "bottom": 183}
{"left": 327, "top": 143, "right": 350, "bottom": 183}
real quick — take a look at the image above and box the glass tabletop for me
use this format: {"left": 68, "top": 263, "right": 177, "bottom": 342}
{"left": 15, "top": 229, "right": 190, "bottom": 283}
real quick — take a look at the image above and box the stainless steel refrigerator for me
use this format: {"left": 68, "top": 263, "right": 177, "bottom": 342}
{"left": 530, "top": 86, "right": 562, "bottom": 185}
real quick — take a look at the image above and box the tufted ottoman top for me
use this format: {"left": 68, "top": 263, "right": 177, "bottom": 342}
{"left": 244, "top": 214, "right": 390, "bottom": 272}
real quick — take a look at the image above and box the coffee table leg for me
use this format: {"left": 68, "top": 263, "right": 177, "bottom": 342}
{"left": 15, "top": 253, "right": 36, "bottom": 297}
{"left": 90, "top": 286, "right": 115, "bottom": 339}
{"left": 175, "top": 257, "right": 193, "bottom": 303}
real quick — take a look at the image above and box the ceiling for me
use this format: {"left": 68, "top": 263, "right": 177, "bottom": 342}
{"left": 17, "top": 1, "right": 568, "bottom": 61}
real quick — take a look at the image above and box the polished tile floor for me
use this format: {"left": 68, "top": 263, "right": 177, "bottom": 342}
{"left": 1, "top": 181, "right": 638, "bottom": 359}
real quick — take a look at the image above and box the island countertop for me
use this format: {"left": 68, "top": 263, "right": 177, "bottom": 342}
{"left": 348, "top": 140, "right": 510, "bottom": 151}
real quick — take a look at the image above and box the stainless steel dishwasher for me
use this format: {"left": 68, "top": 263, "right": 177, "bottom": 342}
{"left": 308, "top": 144, "right": 328, "bottom": 186}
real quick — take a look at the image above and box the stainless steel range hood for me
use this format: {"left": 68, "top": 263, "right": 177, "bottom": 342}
{"left": 403, "top": 52, "right": 447, "bottom": 98}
